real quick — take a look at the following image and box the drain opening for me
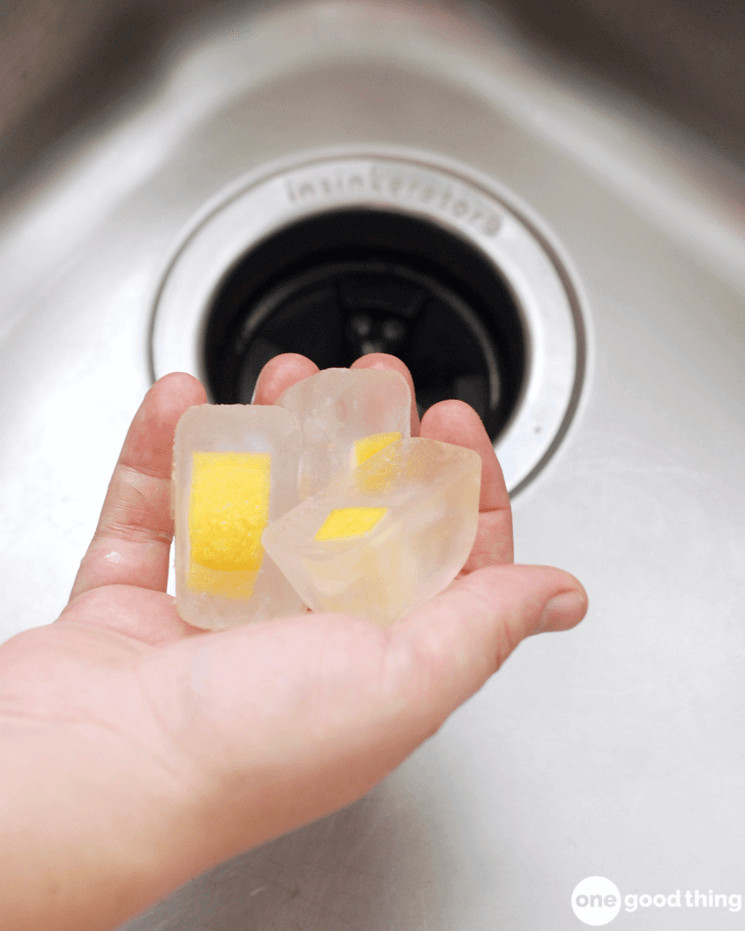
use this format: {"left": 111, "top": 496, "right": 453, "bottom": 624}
{"left": 203, "top": 209, "right": 526, "bottom": 440}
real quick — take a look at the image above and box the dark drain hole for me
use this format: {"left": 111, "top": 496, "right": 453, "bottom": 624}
{"left": 203, "top": 209, "right": 525, "bottom": 440}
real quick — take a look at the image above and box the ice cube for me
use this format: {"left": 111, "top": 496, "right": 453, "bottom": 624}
{"left": 262, "top": 437, "right": 481, "bottom": 626}
{"left": 276, "top": 367, "right": 411, "bottom": 498}
{"left": 173, "top": 404, "right": 305, "bottom": 630}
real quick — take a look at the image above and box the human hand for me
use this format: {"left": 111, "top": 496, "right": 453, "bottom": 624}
{"left": 0, "top": 353, "right": 587, "bottom": 930}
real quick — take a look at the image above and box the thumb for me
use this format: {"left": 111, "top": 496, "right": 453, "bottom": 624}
{"left": 390, "top": 564, "right": 587, "bottom": 726}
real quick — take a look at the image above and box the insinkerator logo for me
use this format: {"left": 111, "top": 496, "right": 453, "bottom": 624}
{"left": 571, "top": 876, "right": 742, "bottom": 926}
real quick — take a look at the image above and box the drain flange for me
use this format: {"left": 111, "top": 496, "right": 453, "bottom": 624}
{"left": 150, "top": 151, "right": 585, "bottom": 492}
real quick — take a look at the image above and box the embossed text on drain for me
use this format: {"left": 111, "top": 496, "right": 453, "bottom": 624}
{"left": 285, "top": 165, "right": 502, "bottom": 238}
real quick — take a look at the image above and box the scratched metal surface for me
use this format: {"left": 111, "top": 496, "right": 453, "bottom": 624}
{"left": 1, "top": 2, "right": 744, "bottom": 929}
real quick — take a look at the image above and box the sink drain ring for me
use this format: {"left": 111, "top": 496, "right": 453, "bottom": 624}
{"left": 150, "top": 150, "right": 586, "bottom": 493}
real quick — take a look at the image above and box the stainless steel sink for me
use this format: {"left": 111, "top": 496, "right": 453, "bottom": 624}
{"left": 2, "top": 1, "right": 744, "bottom": 928}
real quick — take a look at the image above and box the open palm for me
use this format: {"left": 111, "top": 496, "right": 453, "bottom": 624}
{"left": 0, "top": 353, "right": 586, "bottom": 930}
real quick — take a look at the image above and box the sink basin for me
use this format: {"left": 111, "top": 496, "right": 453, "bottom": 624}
{"left": 1, "top": 2, "right": 744, "bottom": 928}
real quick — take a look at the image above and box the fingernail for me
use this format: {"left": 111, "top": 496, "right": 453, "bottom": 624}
{"left": 539, "top": 590, "right": 587, "bottom": 631}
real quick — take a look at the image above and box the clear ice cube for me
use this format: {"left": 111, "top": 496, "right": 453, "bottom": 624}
{"left": 262, "top": 437, "right": 482, "bottom": 626}
{"left": 276, "top": 367, "right": 412, "bottom": 498}
{"left": 173, "top": 404, "right": 304, "bottom": 630}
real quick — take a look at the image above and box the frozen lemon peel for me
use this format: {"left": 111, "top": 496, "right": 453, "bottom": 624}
{"left": 353, "top": 432, "right": 403, "bottom": 493}
{"left": 188, "top": 451, "right": 271, "bottom": 594}
{"left": 353, "top": 431, "right": 402, "bottom": 467}
{"left": 315, "top": 506, "right": 388, "bottom": 541}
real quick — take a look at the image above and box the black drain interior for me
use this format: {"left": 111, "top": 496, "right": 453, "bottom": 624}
{"left": 204, "top": 209, "right": 525, "bottom": 439}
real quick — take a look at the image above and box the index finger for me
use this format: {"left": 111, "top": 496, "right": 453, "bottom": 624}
{"left": 420, "top": 399, "right": 513, "bottom": 566}
{"left": 69, "top": 372, "right": 206, "bottom": 600}
{"left": 252, "top": 353, "right": 320, "bottom": 404}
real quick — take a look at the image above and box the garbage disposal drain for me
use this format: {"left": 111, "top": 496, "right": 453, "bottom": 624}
{"left": 204, "top": 209, "right": 525, "bottom": 441}
{"left": 150, "top": 151, "right": 585, "bottom": 493}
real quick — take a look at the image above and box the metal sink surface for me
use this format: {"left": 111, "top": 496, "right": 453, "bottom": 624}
{"left": 1, "top": 2, "right": 744, "bottom": 929}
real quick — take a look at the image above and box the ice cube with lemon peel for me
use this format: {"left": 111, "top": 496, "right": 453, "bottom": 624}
{"left": 174, "top": 369, "right": 481, "bottom": 629}
{"left": 277, "top": 368, "right": 411, "bottom": 498}
{"left": 262, "top": 437, "right": 481, "bottom": 626}
{"left": 173, "top": 404, "right": 304, "bottom": 630}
